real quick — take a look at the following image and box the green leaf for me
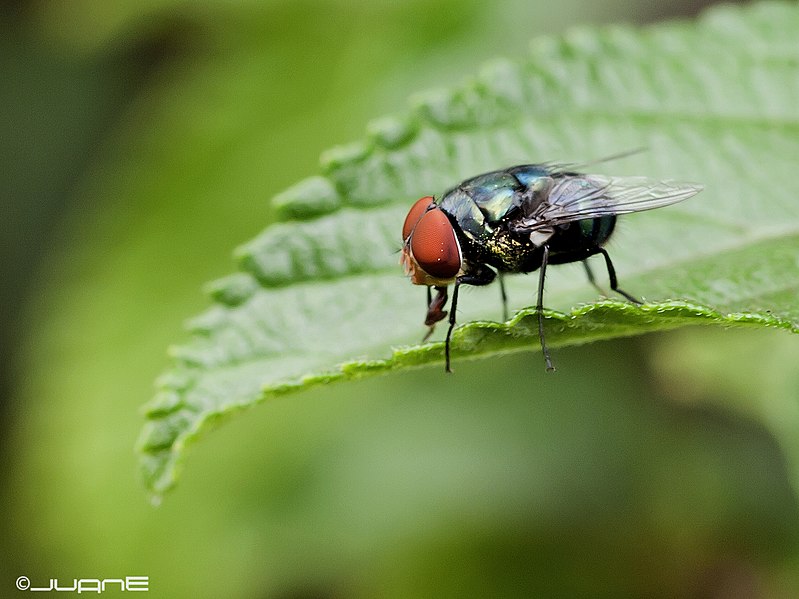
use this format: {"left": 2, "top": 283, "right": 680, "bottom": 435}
{"left": 138, "top": 2, "right": 799, "bottom": 497}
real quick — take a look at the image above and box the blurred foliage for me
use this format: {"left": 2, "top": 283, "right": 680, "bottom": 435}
{"left": 2, "top": 0, "right": 797, "bottom": 598}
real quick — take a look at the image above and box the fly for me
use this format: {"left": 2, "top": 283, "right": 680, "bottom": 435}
{"left": 400, "top": 161, "right": 702, "bottom": 372}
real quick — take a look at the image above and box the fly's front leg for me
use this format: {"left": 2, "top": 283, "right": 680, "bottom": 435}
{"left": 443, "top": 264, "right": 496, "bottom": 373}
{"left": 444, "top": 283, "right": 460, "bottom": 373}
{"left": 423, "top": 286, "right": 448, "bottom": 342}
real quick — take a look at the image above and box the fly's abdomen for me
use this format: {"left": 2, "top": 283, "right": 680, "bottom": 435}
{"left": 547, "top": 215, "right": 617, "bottom": 264}
{"left": 583, "top": 215, "right": 616, "bottom": 247}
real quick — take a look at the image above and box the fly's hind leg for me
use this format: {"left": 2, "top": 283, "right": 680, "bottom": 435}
{"left": 443, "top": 264, "right": 496, "bottom": 373}
{"left": 596, "top": 247, "right": 642, "bottom": 304}
{"left": 583, "top": 259, "right": 609, "bottom": 297}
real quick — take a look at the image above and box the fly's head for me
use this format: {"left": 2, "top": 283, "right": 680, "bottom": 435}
{"left": 400, "top": 196, "right": 463, "bottom": 286}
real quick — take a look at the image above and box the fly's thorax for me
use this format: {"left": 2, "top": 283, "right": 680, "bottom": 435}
{"left": 437, "top": 171, "right": 527, "bottom": 244}
{"left": 505, "top": 164, "right": 551, "bottom": 188}
{"left": 438, "top": 166, "right": 560, "bottom": 243}
{"left": 438, "top": 189, "right": 492, "bottom": 243}
{"left": 438, "top": 196, "right": 547, "bottom": 274}
{"left": 464, "top": 225, "right": 543, "bottom": 273}
{"left": 454, "top": 171, "right": 519, "bottom": 220}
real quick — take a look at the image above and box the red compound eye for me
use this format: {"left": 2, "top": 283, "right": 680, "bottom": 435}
{"left": 402, "top": 196, "right": 435, "bottom": 241}
{"left": 409, "top": 207, "right": 461, "bottom": 279}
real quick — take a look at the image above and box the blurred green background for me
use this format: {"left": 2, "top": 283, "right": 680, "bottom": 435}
{"left": 3, "top": 0, "right": 799, "bottom": 597}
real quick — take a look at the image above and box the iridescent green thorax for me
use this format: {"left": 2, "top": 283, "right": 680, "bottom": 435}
{"left": 437, "top": 165, "right": 551, "bottom": 243}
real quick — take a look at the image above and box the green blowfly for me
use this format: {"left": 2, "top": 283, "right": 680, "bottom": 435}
{"left": 400, "top": 159, "right": 702, "bottom": 372}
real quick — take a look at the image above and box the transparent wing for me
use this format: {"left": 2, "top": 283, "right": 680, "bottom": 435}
{"left": 517, "top": 174, "right": 703, "bottom": 232}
